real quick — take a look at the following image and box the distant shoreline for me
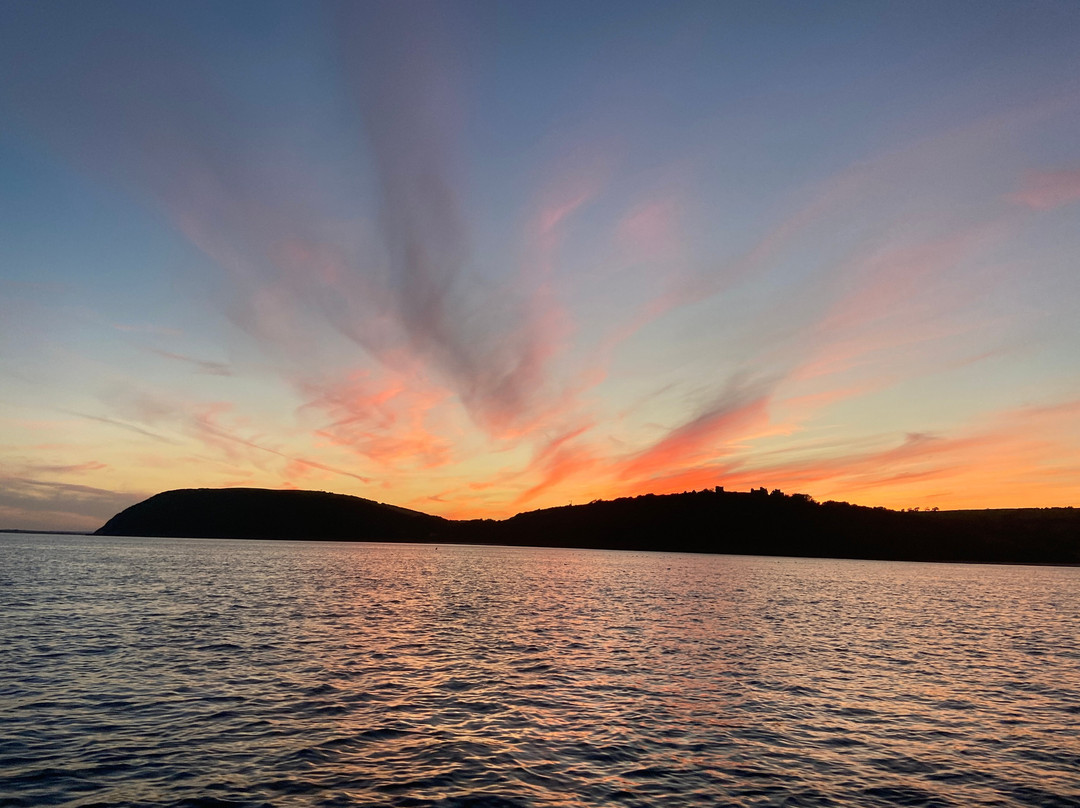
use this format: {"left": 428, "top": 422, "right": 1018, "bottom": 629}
{"left": 12, "top": 532, "right": 1080, "bottom": 568}
{"left": 88, "top": 487, "right": 1080, "bottom": 566}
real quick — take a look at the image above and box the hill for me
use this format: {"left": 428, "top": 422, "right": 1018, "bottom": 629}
{"left": 96, "top": 487, "right": 448, "bottom": 542}
{"left": 96, "top": 487, "right": 1080, "bottom": 564}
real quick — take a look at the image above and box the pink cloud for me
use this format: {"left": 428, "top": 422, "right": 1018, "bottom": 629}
{"left": 790, "top": 223, "right": 1008, "bottom": 383}
{"left": 1009, "top": 168, "right": 1080, "bottom": 210}
{"left": 775, "top": 381, "right": 884, "bottom": 419}
{"left": 100, "top": 386, "right": 375, "bottom": 485}
{"left": 583, "top": 172, "right": 863, "bottom": 380}
{"left": 29, "top": 461, "right": 109, "bottom": 474}
{"left": 615, "top": 199, "right": 680, "bottom": 260}
{"left": 8, "top": 1, "right": 590, "bottom": 449}
{"left": 299, "top": 370, "right": 454, "bottom": 469}
{"left": 620, "top": 389, "right": 771, "bottom": 482}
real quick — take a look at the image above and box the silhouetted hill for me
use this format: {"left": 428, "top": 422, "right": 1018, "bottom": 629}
{"left": 96, "top": 487, "right": 1080, "bottom": 565}
{"left": 96, "top": 488, "right": 448, "bottom": 541}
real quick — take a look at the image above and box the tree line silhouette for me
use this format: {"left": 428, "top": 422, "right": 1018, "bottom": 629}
{"left": 96, "top": 486, "right": 1080, "bottom": 565}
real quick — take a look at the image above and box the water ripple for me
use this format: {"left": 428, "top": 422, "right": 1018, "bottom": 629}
{"left": 1, "top": 536, "right": 1079, "bottom": 807}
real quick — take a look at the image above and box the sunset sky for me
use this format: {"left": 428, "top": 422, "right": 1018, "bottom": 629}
{"left": 2, "top": 1, "right": 1079, "bottom": 531}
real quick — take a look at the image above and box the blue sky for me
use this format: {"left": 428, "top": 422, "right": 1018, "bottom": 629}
{"left": 2, "top": 1, "right": 1079, "bottom": 530}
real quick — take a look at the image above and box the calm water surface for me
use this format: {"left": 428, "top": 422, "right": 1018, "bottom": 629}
{"left": 1, "top": 535, "right": 1078, "bottom": 807}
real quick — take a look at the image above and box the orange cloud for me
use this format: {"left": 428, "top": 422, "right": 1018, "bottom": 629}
{"left": 495, "top": 381, "right": 775, "bottom": 508}
{"left": 515, "top": 423, "right": 599, "bottom": 503}
{"left": 708, "top": 398, "right": 1080, "bottom": 509}
{"left": 299, "top": 370, "right": 454, "bottom": 469}
{"left": 620, "top": 392, "right": 770, "bottom": 481}
{"left": 504, "top": 386, "right": 1080, "bottom": 515}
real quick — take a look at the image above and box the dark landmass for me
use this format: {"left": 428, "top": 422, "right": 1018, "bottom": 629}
{"left": 97, "top": 488, "right": 449, "bottom": 542}
{"left": 96, "top": 487, "right": 1080, "bottom": 565}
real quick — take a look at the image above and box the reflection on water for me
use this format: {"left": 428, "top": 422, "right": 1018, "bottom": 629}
{"left": 1, "top": 535, "right": 1078, "bottom": 807}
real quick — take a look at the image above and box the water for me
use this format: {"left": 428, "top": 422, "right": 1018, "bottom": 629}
{"left": 1, "top": 535, "right": 1078, "bottom": 808}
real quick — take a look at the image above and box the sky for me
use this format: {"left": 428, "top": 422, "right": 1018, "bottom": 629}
{"left": 1, "top": 0, "right": 1079, "bottom": 531}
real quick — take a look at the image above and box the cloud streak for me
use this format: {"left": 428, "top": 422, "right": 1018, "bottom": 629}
{"left": 1009, "top": 167, "right": 1080, "bottom": 210}
{"left": 3, "top": 4, "right": 1078, "bottom": 526}
{"left": 96, "top": 385, "right": 374, "bottom": 486}
{"left": 150, "top": 349, "right": 233, "bottom": 377}
{"left": 298, "top": 370, "right": 454, "bottom": 469}
{"left": 0, "top": 475, "right": 143, "bottom": 532}
{"left": 619, "top": 383, "right": 772, "bottom": 482}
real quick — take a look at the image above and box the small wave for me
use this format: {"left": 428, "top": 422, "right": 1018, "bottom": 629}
{"left": 4, "top": 538, "right": 1079, "bottom": 808}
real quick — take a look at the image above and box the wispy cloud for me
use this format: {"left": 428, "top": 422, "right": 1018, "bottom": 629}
{"left": 63, "top": 410, "right": 182, "bottom": 445}
{"left": 515, "top": 423, "right": 599, "bottom": 503}
{"left": 298, "top": 369, "right": 454, "bottom": 469}
{"left": 619, "top": 382, "right": 772, "bottom": 482}
{"left": 310, "top": 2, "right": 580, "bottom": 439}
{"left": 0, "top": 475, "right": 143, "bottom": 531}
{"left": 1009, "top": 167, "right": 1080, "bottom": 210}
{"left": 4, "top": 4, "right": 1078, "bottom": 525}
{"left": 24, "top": 460, "right": 108, "bottom": 475}
{"left": 790, "top": 223, "right": 1009, "bottom": 382}
{"left": 708, "top": 398, "right": 1080, "bottom": 508}
{"left": 113, "top": 323, "right": 184, "bottom": 337}
{"left": 13, "top": 2, "right": 589, "bottom": 448}
{"left": 150, "top": 349, "right": 233, "bottom": 376}
{"left": 98, "top": 385, "right": 374, "bottom": 486}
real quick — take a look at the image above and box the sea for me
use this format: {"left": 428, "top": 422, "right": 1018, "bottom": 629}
{"left": 1, "top": 534, "right": 1078, "bottom": 808}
